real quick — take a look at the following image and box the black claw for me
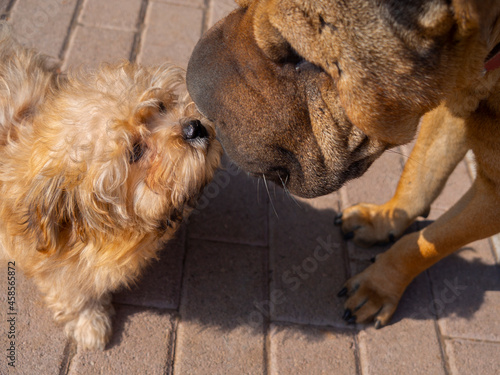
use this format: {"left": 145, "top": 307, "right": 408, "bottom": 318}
{"left": 337, "top": 287, "right": 348, "bottom": 297}
{"left": 388, "top": 233, "right": 396, "bottom": 243}
{"left": 421, "top": 208, "right": 430, "bottom": 219}
{"left": 347, "top": 316, "right": 357, "bottom": 325}
{"left": 342, "top": 309, "right": 352, "bottom": 321}
{"left": 374, "top": 320, "right": 382, "bottom": 329}
{"left": 334, "top": 213, "right": 343, "bottom": 226}
{"left": 343, "top": 232, "right": 354, "bottom": 241}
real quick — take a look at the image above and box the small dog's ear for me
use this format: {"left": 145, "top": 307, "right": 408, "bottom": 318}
{"left": 23, "top": 176, "right": 72, "bottom": 254}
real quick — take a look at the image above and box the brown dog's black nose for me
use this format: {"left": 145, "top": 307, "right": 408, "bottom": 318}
{"left": 183, "top": 119, "right": 208, "bottom": 140}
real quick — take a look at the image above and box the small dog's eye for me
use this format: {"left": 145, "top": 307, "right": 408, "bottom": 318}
{"left": 130, "top": 142, "right": 145, "bottom": 163}
{"left": 158, "top": 102, "right": 166, "bottom": 113}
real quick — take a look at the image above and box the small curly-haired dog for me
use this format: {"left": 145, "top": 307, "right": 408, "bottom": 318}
{"left": 0, "top": 25, "right": 222, "bottom": 350}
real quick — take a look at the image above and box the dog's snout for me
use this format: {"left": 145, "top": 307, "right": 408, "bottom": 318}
{"left": 183, "top": 119, "right": 208, "bottom": 140}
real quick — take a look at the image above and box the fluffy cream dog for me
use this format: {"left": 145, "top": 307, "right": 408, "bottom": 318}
{"left": 0, "top": 25, "right": 221, "bottom": 350}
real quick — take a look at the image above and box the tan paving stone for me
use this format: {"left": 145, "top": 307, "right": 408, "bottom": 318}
{"left": 0, "top": 261, "right": 69, "bottom": 375}
{"left": 174, "top": 240, "right": 266, "bottom": 375}
{"left": 187, "top": 156, "right": 268, "bottom": 247}
{"left": 428, "top": 238, "right": 500, "bottom": 341}
{"left": 114, "top": 225, "right": 186, "bottom": 309}
{"left": 154, "top": 0, "right": 205, "bottom": 8}
{"left": 445, "top": 339, "right": 500, "bottom": 375}
{"left": 79, "top": 0, "right": 143, "bottom": 31}
{"left": 63, "top": 25, "right": 136, "bottom": 69}
{"left": 209, "top": 0, "right": 238, "bottom": 28}
{"left": 269, "top": 189, "right": 349, "bottom": 326}
{"left": 269, "top": 323, "right": 357, "bottom": 375}
{"left": 358, "top": 321, "right": 446, "bottom": 375}
{"left": 0, "top": 0, "right": 10, "bottom": 15}
{"left": 69, "top": 305, "right": 176, "bottom": 375}
{"left": 138, "top": 2, "right": 204, "bottom": 67}
{"left": 340, "top": 149, "right": 405, "bottom": 208}
{"left": 10, "top": 0, "right": 78, "bottom": 57}
{"left": 425, "top": 160, "right": 472, "bottom": 221}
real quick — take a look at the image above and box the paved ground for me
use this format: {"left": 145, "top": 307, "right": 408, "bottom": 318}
{"left": 0, "top": 0, "right": 499, "bottom": 374}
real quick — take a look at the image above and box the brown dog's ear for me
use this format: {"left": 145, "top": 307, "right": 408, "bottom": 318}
{"left": 235, "top": 0, "right": 253, "bottom": 7}
{"left": 451, "top": 0, "right": 481, "bottom": 31}
{"left": 451, "top": 0, "right": 499, "bottom": 37}
{"left": 252, "top": 0, "right": 294, "bottom": 62}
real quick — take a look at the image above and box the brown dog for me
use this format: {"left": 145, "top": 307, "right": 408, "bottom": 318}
{"left": 187, "top": 0, "right": 500, "bottom": 327}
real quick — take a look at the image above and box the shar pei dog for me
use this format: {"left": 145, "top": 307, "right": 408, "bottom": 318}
{"left": 186, "top": 0, "right": 500, "bottom": 328}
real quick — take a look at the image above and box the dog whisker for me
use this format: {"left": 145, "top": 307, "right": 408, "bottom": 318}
{"left": 263, "top": 174, "right": 278, "bottom": 218}
{"left": 386, "top": 148, "right": 426, "bottom": 168}
{"left": 257, "top": 175, "right": 261, "bottom": 205}
{"left": 277, "top": 171, "right": 300, "bottom": 208}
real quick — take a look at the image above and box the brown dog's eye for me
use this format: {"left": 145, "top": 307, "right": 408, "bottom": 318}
{"left": 158, "top": 102, "right": 166, "bottom": 113}
{"left": 130, "top": 142, "right": 145, "bottom": 163}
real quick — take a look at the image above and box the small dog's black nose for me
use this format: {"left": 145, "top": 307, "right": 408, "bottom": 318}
{"left": 183, "top": 119, "right": 208, "bottom": 140}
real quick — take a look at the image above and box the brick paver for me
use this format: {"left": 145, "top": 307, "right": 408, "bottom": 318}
{"left": 269, "top": 323, "right": 358, "bottom": 375}
{"left": 68, "top": 305, "right": 177, "bottom": 375}
{"left": 445, "top": 339, "right": 500, "bottom": 375}
{"left": 174, "top": 240, "right": 266, "bottom": 374}
{"left": 1, "top": 0, "right": 500, "bottom": 374}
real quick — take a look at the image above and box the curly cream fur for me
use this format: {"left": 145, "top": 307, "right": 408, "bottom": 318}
{"left": 0, "top": 24, "right": 222, "bottom": 350}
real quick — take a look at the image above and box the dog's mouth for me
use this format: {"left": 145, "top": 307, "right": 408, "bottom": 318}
{"left": 250, "top": 152, "right": 377, "bottom": 196}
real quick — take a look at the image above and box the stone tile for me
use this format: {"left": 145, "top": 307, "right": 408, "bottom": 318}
{"left": 187, "top": 156, "right": 268, "bottom": 247}
{"left": 64, "top": 25, "right": 136, "bottom": 69}
{"left": 358, "top": 320, "right": 446, "bottom": 375}
{"left": 445, "top": 339, "right": 500, "bottom": 375}
{"left": 138, "top": 2, "right": 204, "bottom": 67}
{"left": 113, "top": 225, "right": 186, "bottom": 309}
{"left": 69, "top": 305, "right": 176, "bottom": 374}
{"left": 491, "top": 234, "right": 500, "bottom": 264}
{"left": 269, "top": 323, "right": 357, "bottom": 375}
{"left": 209, "top": 0, "right": 238, "bottom": 28}
{"left": 428, "top": 239, "right": 500, "bottom": 341}
{"left": 425, "top": 160, "right": 472, "bottom": 221}
{"left": 0, "top": 261, "right": 68, "bottom": 374}
{"left": 79, "top": 0, "right": 143, "bottom": 31}
{"left": 10, "top": 0, "right": 78, "bottom": 57}
{"left": 154, "top": 0, "right": 204, "bottom": 8}
{"left": 340, "top": 148, "right": 404, "bottom": 208}
{"left": 0, "top": 0, "right": 10, "bottom": 16}
{"left": 269, "top": 189, "right": 349, "bottom": 326}
{"left": 175, "top": 240, "right": 266, "bottom": 374}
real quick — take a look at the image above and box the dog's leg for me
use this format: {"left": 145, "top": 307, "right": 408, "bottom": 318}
{"left": 36, "top": 269, "right": 115, "bottom": 350}
{"left": 337, "top": 104, "right": 468, "bottom": 246}
{"left": 339, "top": 170, "right": 500, "bottom": 326}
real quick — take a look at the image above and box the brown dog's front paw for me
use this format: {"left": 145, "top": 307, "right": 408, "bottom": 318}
{"left": 338, "top": 260, "right": 408, "bottom": 328}
{"left": 335, "top": 203, "right": 412, "bottom": 247}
